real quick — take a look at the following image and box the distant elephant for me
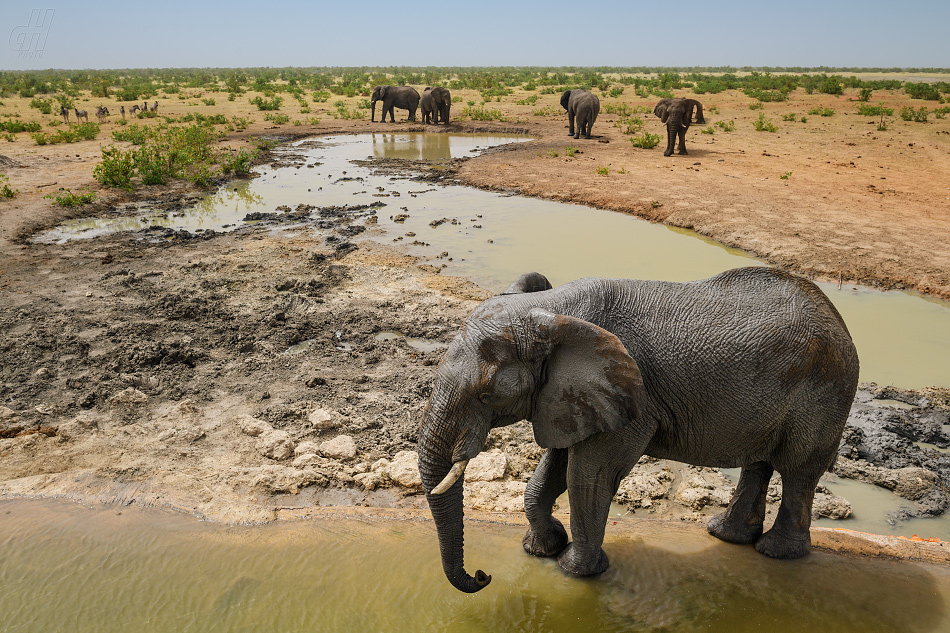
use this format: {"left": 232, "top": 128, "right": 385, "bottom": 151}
{"left": 371, "top": 85, "right": 420, "bottom": 123}
{"left": 418, "top": 267, "right": 859, "bottom": 593}
{"left": 421, "top": 86, "right": 451, "bottom": 124}
{"left": 560, "top": 89, "right": 600, "bottom": 139}
{"left": 654, "top": 98, "right": 705, "bottom": 156}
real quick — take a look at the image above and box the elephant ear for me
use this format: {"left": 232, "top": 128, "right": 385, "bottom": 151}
{"left": 685, "top": 99, "right": 705, "bottom": 124}
{"left": 654, "top": 99, "right": 671, "bottom": 123}
{"left": 526, "top": 309, "right": 643, "bottom": 449}
{"left": 502, "top": 272, "right": 552, "bottom": 295}
{"left": 560, "top": 90, "right": 572, "bottom": 111}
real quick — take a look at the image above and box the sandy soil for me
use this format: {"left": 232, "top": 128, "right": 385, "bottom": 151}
{"left": 2, "top": 79, "right": 950, "bottom": 561}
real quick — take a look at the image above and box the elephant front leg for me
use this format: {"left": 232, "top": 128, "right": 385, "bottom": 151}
{"left": 664, "top": 126, "right": 676, "bottom": 157}
{"left": 677, "top": 127, "right": 689, "bottom": 155}
{"left": 523, "top": 448, "right": 569, "bottom": 558}
{"left": 567, "top": 112, "right": 576, "bottom": 137}
{"left": 557, "top": 428, "right": 649, "bottom": 577}
{"left": 708, "top": 461, "right": 772, "bottom": 544}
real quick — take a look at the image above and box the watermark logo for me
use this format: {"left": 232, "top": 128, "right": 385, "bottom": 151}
{"left": 9, "top": 9, "right": 55, "bottom": 59}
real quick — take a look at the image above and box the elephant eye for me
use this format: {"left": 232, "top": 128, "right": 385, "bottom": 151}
{"left": 478, "top": 392, "right": 493, "bottom": 404}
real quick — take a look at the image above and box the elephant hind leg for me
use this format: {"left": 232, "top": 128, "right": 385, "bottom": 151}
{"left": 708, "top": 461, "right": 772, "bottom": 545}
{"left": 755, "top": 469, "right": 821, "bottom": 559}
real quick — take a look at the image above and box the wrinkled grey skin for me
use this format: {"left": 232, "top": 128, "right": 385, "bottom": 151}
{"left": 421, "top": 86, "right": 451, "bottom": 124}
{"left": 371, "top": 85, "right": 421, "bottom": 123}
{"left": 418, "top": 267, "right": 859, "bottom": 593}
{"left": 654, "top": 98, "right": 705, "bottom": 156}
{"left": 560, "top": 89, "right": 600, "bottom": 139}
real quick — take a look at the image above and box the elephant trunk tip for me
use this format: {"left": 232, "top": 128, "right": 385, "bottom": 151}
{"left": 452, "top": 569, "right": 492, "bottom": 593}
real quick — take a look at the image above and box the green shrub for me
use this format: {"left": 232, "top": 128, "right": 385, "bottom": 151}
{"left": 781, "top": 113, "right": 797, "bottom": 121}
{"left": 748, "top": 102, "right": 764, "bottom": 110}
{"left": 807, "top": 107, "right": 835, "bottom": 117}
{"left": 701, "top": 126, "right": 715, "bottom": 134}
{"left": 715, "top": 120, "right": 735, "bottom": 132}
{"left": 264, "top": 112, "right": 290, "bottom": 125}
{"left": 753, "top": 112, "right": 777, "bottom": 132}
{"left": 595, "top": 166, "right": 609, "bottom": 176}
{"left": 220, "top": 147, "right": 258, "bottom": 176}
{"left": 29, "top": 98, "right": 53, "bottom": 114}
{"left": 93, "top": 146, "right": 137, "bottom": 190}
{"left": 112, "top": 123, "right": 148, "bottom": 144}
{"left": 858, "top": 87, "right": 874, "bottom": 102}
{"left": 250, "top": 95, "right": 283, "bottom": 110}
{"left": 201, "top": 97, "right": 216, "bottom": 106}
{"left": 0, "top": 120, "right": 42, "bottom": 133}
{"left": 459, "top": 105, "right": 508, "bottom": 122}
{"left": 630, "top": 131, "right": 661, "bottom": 149}
{"left": 899, "top": 106, "right": 929, "bottom": 122}
{"left": 43, "top": 187, "right": 97, "bottom": 207}
{"left": 564, "top": 145, "right": 578, "bottom": 157}
{"left": 312, "top": 90, "right": 331, "bottom": 103}
{"left": 516, "top": 94, "right": 540, "bottom": 106}
{"left": 819, "top": 77, "right": 844, "bottom": 95}
{"left": 856, "top": 103, "right": 893, "bottom": 117}
{"left": 905, "top": 83, "right": 941, "bottom": 101}
{"left": 744, "top": 89, "right": 788, "bottom": 102}
{"left": 780, "top": 171, "right": 792, "bottom": 180}
{"left": 0, "top": 174, "right": 17, "bottom": 198}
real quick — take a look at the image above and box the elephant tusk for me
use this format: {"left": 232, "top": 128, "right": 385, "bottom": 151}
{"left": 431, "top": 459, "right": 469, "bottom": 494}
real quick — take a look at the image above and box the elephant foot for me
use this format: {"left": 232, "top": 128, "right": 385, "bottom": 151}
{"left": 663, "top": 150, "right": 674, "bottom": 157}
{"left": 557, "top": 542, "right": 609, "bottom": 577}
{"left": 584, "top": 135, "right": 592, "bottom": 140}
{"left": 567, "top": 131, "right": 575, "bottom": 136}
{"left": 677, "top": 150, "right": 689, "bottom": 155}
{"left": 573, "top": 134, "right": 581, "bottom": 140}
{"left": 707, "top": 513, "right": 763, "bottom": 545}
{"left": 522, "top": 518, "right": 568, "bottom": 558}
{"left": 755, "top": 528, "right": 811, "bottom": 559}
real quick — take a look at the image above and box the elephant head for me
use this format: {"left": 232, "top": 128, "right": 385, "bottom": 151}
{"left": 371, "top": 85, "right": 388, "bottom": 121}
{"left": 654, "top": 98, "right": 705, "bottom": 156}
{"left": 418, "top": 273, "right": 644, "bottom": 593}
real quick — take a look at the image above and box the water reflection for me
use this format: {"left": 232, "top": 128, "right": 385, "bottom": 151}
{"left": 1, "top": 499, "right": 946, "bottom": 633}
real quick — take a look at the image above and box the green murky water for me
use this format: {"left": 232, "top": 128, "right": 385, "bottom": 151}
{"left": 2, "top": 499, "right": 948, "bottom": 633}
{"left": 32, "top": 133, "right": 950, "bottom": 389}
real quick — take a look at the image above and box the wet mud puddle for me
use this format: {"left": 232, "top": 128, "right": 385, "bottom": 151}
{"left": 32, "top": 133, "right": 950, "bottom": 390}
{"left": 3, "top": 498, "right": 949, "bottom": 633}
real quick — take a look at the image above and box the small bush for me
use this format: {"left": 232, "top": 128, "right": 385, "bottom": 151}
{"left": 899, "top": 106, "right": 929, "bottom": 122}
{"left": 516, "top": 94, "right": 539, "bottom": 106}
{"left": 250, "top": 95, "right": 283, "bottom": 111}
{"left": 715, "top": 120, "right": 735, "bottom": 132}
{"left": 93, "top": 146, "right": 137, "bottom": 190}
{"left": 201, "top": 97, "right": 216, "bottom": 106}
{"left": 29, "top": 98, "right": 53, "bottom": 114}
{"left": 701, "top": 126, "right": 715, "bottom": 134}
{"left": 748, "top": 102, "right": 764, "bottom": 110}
{"left": 231, "top": 116, "right": 250, "bottom": 131}
{"left": 312, "top": 90, "right": 331, "bottom": 103}
{"left": 630, "top": 131, "right": 661, "bottom": 149}
{"left": 807, "top": 107, "right": 835, "bottom": 117}
{"left": 856, "top": 103, "right": 893, "bottom": 117}
{"left": 459, "top": 106, "right": 508, "bottom": 122}
{"left": 595, "top": 166, "right": 609, "bottom": 176}
{"left": 264, "top": 112, "right": 290, "bottom": 125}
{"left": 220, "top": 147, "right": 258, "bottom": 176}
{"left": 780, "top": 171, "right": 793, "bottom": 180}
{"left": 564, "top": 145, "right": 578, "bottom": 157}
{"left": 0, "top": 174, "right": 17, "bottom": 198}
{"left": 858, "top": 87, "right": 874, "bottom": 102}
{"left": 753, "top": 112, "right": 777, "bottom": 132}
{"left": 112, "top": 123, "right": 148, "bottom": 144}
{"left": 781, "top": 113, "right": 798, "bottom": 121}
{"left": 44, "top": 187, "right": 97, "bottom": 207}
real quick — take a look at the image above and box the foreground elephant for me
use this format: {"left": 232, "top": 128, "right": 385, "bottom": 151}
{"left": 421, "top": 86, "right": 451, "bottom": 124}
{"left": 560, "top": 89, "right": 600, "bottom": 139}
{"left": 371, "top": 85, "right": 420, "bottom": 123}
{"left": 418, "top": 267, "right": 859, "bottom": 593}
{"left": 654, "top": 97, "right": 705, "bottom": 156}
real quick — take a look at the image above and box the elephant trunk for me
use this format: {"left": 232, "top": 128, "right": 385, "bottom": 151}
{"left": 418, "top": 398, "right": 492, "bottom": 593}
{"left": 370, "top": 99, "right": 377, "bottom": 122}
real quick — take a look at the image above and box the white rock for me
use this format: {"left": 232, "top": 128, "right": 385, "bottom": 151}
{"left": 466, "top": 450, "right": 507, "bottom": 482}
{"left": 386, "top": 450, "right": 421, "bottom": 488}
{"left": 0, "top": 406, "right": 15, "bottom": 419}
{"left": 371, "top": 458, "right": 391, "bottom": 472}
{"left": 308, "top": 408, "right": 342, "bottom": 430}
{"left": 257, "top": 429, "right": 294, "bottom": 460}
{"left": 319, "top": 435, "right": 357, "bottom": 459}
{"left": 355, "top": 471, "right": 385, "bottom": 491}
{"left": 294, "top": 440, "right": 322, "bottom": 457}
{"left": 292, "top": 453, "right": 322, "bottom": 468}
{"left": 108, "top": 387, "right": 148, "bottom": 407}
{"left": 236, "top": 415, "right": 272, "bottom": 437}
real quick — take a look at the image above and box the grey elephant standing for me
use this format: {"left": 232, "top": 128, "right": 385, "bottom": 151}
{"left": 560, "top": 89, "right": 600, "bottom": 139}
{"left": 654, "top": 97, "right": 705, "bottom": 156}
{"left": 418, "top": 267, "right": 859, "bottom": 593}
{"left": 371, "top": 85, "right": 421, "bottom": 123}
{"left": 421, "top": 86, "right": 451, "bottom": 125}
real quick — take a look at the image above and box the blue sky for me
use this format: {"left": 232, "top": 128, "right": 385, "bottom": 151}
{"left": 2, "top": 1, "right": 948, "bottom": 71}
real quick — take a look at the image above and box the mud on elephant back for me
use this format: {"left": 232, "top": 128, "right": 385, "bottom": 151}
{"left": 654, "top": 98, "right": 705, "bottom": 156}
{"left": 418, "top": 267, "right": 859, "bottom": 593}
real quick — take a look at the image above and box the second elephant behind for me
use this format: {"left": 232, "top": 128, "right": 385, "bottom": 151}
{"left": 421, "top": 86, "right": 452, "bottom": 125}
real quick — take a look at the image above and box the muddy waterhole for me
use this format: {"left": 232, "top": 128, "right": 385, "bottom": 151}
{"left": 16, "top": 134, "right": 950, "bottom": 630}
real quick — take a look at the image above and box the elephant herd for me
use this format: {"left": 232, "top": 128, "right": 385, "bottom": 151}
{"left": 370, "top": 85, "right": 451, "bottom": 124}
{"left": 371, "top": 84, "right": 705, "bottom": 157}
